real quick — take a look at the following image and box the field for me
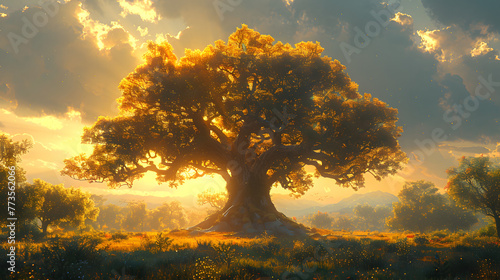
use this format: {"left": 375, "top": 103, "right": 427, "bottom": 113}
{"left": 2, "top": 228, "right": 500, "bottom": 280}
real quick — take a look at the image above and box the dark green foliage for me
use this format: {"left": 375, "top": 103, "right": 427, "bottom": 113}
{"left": 414, "top": 235, "right": 430, "bottom": 246}
{"left": 18, "top": 220, "right": 44, "bottom": 241}
{"left": 38, "top": 235, "right": 103, "bottom": 279}
{"left": 354, "top": 204, "right": 392, "bottom": 231}
{"left": 387, "top": 180, "right": 478, "bottom": 233}
{"left": 478, "top": 222, "right": 498, "bottom": 237}
{"left": 447, "top": 156, "right": 500, "bottom": 237}
{"left": 307, "top": 211, "right": 334, "bottom": 229}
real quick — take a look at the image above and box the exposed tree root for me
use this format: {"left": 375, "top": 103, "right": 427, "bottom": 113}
{"left": 188, "top": 202, "right": 311, "bottom": 237}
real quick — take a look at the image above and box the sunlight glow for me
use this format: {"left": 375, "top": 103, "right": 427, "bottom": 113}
{"left": 77, "top": 3, "right": 137, "bottom": 50}
{"left": 118, "top": 0, "right": 160, "bottom": 23}
{"left": 470, "top": 41, "right": 493, "bottom": 57}
{"left": 417, "top": 29, "right": 440, "bottom": 53}
{"left": 391, "top": 12, "right": 413, "bottom": 26}
{"left": 23, "top": 115, "right": 64, "bottom": 130}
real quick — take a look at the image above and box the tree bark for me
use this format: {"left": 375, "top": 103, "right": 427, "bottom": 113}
{"left": 495, "top": 215, "right": 500, "bottom": 238}
{"left": 41, "top": 221, "right": 49, "bottom": 234}
{"left": 192, "top": 172, "right": 309, "bottom": 236}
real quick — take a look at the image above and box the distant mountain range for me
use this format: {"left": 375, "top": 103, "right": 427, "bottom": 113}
{"left": 275, "top": 191, "right": 399, "bottom": 218}
{"left": 100, "top": 190, "right": 399, "bottom": 219}
{"left": 101, "top": 193, "right": 196, "bottom": 209}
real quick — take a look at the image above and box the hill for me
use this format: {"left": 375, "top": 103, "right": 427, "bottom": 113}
{"left": 277, "top": 191, "right": 399, "bottom": 217}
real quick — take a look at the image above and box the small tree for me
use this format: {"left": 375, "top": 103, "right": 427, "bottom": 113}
{"left": 122, "top": 201, "right": 148, "bottom": 231}
{"left": 0, "top": 133, "right": 32, "bottom": 226}
{"left": 28, "top": 179, "right": 99, "bottom": 234}
{"left": 354, "top": 204, "right": 392, "bottom": 231}
{"left": 387, "top": 180, "right": 477, "bottom": 233}
{"left": 96, "top": 204, "right": 124, "bottom": 230}
{"left": 308, "top": 211, "right": 334, "bottom": 229}
{"left": 197, "top": 189, "right": 228, "bottom": 215}
{"left": 333, "top": 216, "right": 353, "bottom": 231}
{"left": 148, "top": 201, "right": 188, "bottom": 230}
{"left": 446, "top": 156, "right": 500, "bottom": 237}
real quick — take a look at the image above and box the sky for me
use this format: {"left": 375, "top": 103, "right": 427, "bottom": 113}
{"left": 0, "top": 0, "right": 499, "bottom": 208}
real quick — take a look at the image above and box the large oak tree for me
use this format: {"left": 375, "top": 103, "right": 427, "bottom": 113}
{"left": 62, "top": 26, "right": 406, "bottom": 235}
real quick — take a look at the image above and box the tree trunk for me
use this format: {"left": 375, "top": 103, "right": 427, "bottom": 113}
{"left": 495, "top": 215, "right": 500, "bottom": 238}
{"left": 192, "top": 174, "right": 309, "bottom": 236}
{"left": 42, "top": 221, "right": 49, "bottom": 234}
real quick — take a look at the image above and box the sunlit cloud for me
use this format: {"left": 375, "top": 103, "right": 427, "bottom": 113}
{"left": 77, "top": 3, "right": 137, "bottom": 50}
{"left": 470, "top": 41, "right": 494, "bottom": 57}
{"left": 391, "top": 12, "right": 413, "bottom": 27}
{"left": 137, "top": 26, "right": 148, "bottom": 36}
{"left": 484, "top": 143, "right": 500, "bottom": 157}
{"left": 23, "top": 115, "right": 64, "bottom": 130}
{"left": 417, "top": 25, "right": 498, "bottom": 63}
{"left": 118, "top": 0, "right": 159, "bottom": 23}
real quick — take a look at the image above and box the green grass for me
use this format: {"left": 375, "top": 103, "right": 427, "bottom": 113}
{"left": 3, "top": 229, "right": 500, "bottom": 279}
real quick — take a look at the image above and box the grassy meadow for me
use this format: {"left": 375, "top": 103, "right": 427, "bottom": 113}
{"left": 2, "top": 228, "right": 500, "bottom": 280}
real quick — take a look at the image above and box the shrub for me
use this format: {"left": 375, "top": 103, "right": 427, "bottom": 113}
{"left": 477, "top": 223, "right": 497, "bottom": 237}
{"left": 193, "top": 256, "right": 221, "bottom": 280}
{"left": 18, "top": 221, "right": 44, "bottom": 240}
{"left": 111, "top": 231, "right": 129, "bottom": 240}
{"left": 431, "top": 230, "right": 449, "bottom": 239}
{"left": 414, "top": 235, "right": 429, "bottom": 246}
{"left": 212, "top": 242, "right": 238, "bottom": 269}
{"left": 142, "top": 232, "right": 173, "bottom": 253}
{"left": 40, "top": 235, "right": 103, "bottom": 279}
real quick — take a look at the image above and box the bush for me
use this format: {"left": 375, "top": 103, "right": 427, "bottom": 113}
{"left": 308, "top": 211, "right": 334, "bottom": 229}
{"left": 40, "top": 235, "right": 103, "bottom": 279}
{"left": 414, "top": 235, "right": 429, "bottom": 246}
{"left": 477, "top": 223, "right": 497, "bottom": 237}
{"left": 142, "top": 232, "right": 173, "bottom": 253}
{"left": 111, "top": 231, "right": 129, "bottom": 240}
{"left": 18, "top": 221, "right": 44, "bottom": 240}
{"left": 431, "top": 230, "right": 449, "bottom": 239}
{"left": 212, "top": 242, "right": 238, "bottom": 268}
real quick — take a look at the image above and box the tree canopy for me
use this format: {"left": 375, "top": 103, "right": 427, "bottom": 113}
{"left": 446, "top": 156, "right": 500, "bottom": 237}
{"left": 387, "top": 180, "right": 477, "bottom": 233}
{"left": 0, "top": 133, "right": 32, "bottom": 225}
{"left": 28, "top": 179, "right": 99, "bottom": 233}
{"left": 62, "top": 25, "right": 406, "bottom": 234}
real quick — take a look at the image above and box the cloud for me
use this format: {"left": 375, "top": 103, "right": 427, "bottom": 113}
{"left": 0, "top": 0, "right": 139, "bottom": 122}
{"left": 391, "top": 12, "right": 413, "bottom": 29}
{"left": 118, "top": 0, "right": 159, "bottom": 23}
{"left": 151, "top": 0, "right": 296, "bottom": 56}
{"left": 417, "top": 25, "right": 497, "bottom": 63}
{"left": 421, "top": 0, "right": 500, "bottom": 34}
{"left": 22, "top": 115, "right": 64, "bottom": 130}
{"left": 485, "top": 143, "right": 500, "bottom": 157}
